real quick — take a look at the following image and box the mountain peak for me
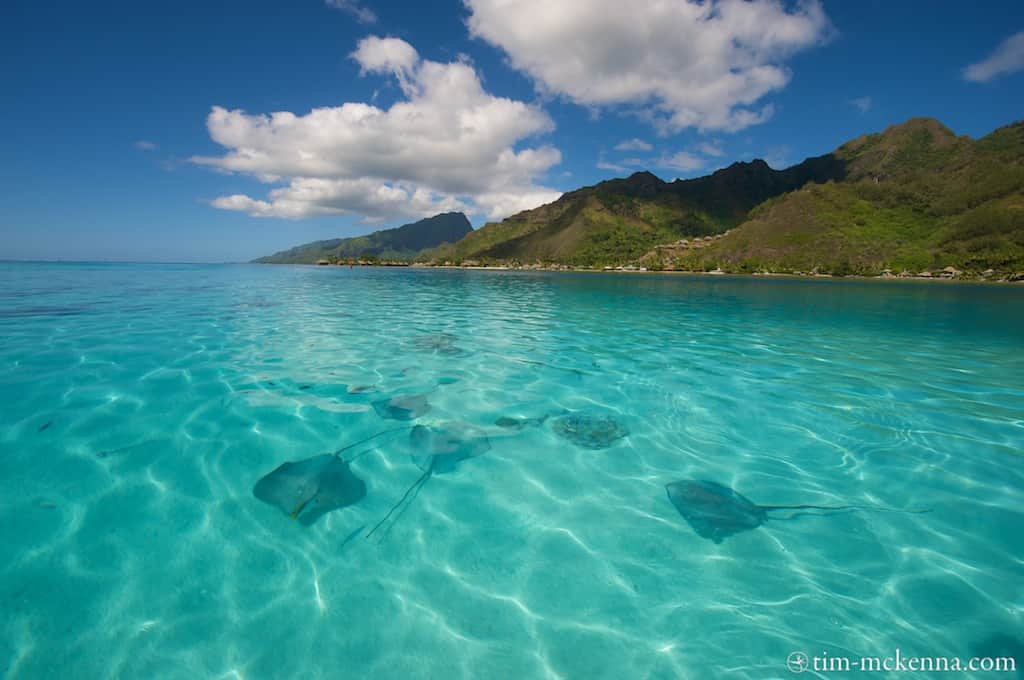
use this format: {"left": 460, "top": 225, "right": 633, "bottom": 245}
{"left": 593, "top": 170, "right": 666, "bottom": 198}
{"left": 707, "top": 158, "right": 774, "bottom": 180}
{"left": 627, "top": 170, "right": 662, "bottom": 182}
{"left": 881, "top": 117, "right": 955, "bottom": 142}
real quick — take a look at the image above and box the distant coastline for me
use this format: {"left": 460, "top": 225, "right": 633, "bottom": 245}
{"left": 279, "top": 260, "right": 1024, "bottom": 284}
{"left": 253, "top": 117, "right": 1024, "bottom": 281}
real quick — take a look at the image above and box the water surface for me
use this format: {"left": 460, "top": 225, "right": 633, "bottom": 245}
{"left": 1, "top": 263, "right": 1022, "bottom": 678}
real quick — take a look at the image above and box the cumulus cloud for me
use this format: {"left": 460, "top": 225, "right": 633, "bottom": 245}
{"left": 614, "top": 138, "right": 652, "bottom": 152}
{"left": 351, "top": 36, "right": 419, "bottom": 81}
{"left": 602, "top": 143, "right": 722, "bottom": 176}
{"left": 212, "top": 179, "right": 468, "bottom": 222}
{"left": 597, "top": 157, "right": 626, "bottom": 172}
{"left": 134, "top": 139, "right": 157, "bottom": 151}
{"left": 195, "top": 37, "right": 562, "bottom": 221}
{"left": 964, "top": 31, "right": 1024, "bottom": 83}
{"left": 465, "top": 0, "right": 831, "bottom": 133}
{"left": 850, "top": 95, "right": 872, "bottom": 113}
{"left": 473, "top": 189, "right": 568, "bottom": 220}
{"left": 698, "top": 141, "right": 725, "bottom": 157}
{"left": 656, "top": 151, "right": 704, "bottom": 173}
{"left": 325, "top": 0, "right": 377, "bottom": 24}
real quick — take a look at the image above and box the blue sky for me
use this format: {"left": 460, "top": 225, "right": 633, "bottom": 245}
{"left": 2, "top": 0, "right": 1022, "bottom": 263}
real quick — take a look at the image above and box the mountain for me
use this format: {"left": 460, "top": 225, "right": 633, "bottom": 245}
{"left": 425, "top": 152, "right": 847, "bottom": 266}
{"left": 425, "top": 157, "right": 843, "bottom": 267}
{"left": 254, "top": 212, "right": 473, "bottom": 264}
{"left": 668, "top": 118, "right": 1024, "bottom": 275}
{"left": 426, "top": 118, "right": 1024, "bottom": 275}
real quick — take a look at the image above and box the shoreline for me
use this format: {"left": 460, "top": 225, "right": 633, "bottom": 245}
{"left": 280, "top": 261, "right": 1024, "bottom": 285}
{"left": 405, "top": 263, "right": 1024, "bottom": 285}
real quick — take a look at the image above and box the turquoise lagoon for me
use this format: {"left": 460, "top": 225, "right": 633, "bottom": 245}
{"left": 1, "top": 262, "right": 1022, "bottom": 678}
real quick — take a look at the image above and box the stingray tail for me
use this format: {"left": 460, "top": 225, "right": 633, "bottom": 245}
{"left": 366, "top": 465, "right": 433, "bottom": 540}
{"left": 762, "top": 503, "right": 932, "bottom": 519}
{"left": 335, "top": 426, "right": 414, "bottom": 461}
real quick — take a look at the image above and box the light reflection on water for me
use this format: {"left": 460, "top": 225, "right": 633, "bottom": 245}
{"left": 1, "top": 262, "right": 1022, "bottom": 679}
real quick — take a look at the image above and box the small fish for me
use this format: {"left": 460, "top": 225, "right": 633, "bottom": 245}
{"left": 37, "top": 421, "right": 53, "bottom": 433}
{"left": 299, "top": 385, "right": 312, "bottom": 391}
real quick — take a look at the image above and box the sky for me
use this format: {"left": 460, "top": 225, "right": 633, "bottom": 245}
{"left": 1, "top": 0, "right": 1022, "bottom": 263}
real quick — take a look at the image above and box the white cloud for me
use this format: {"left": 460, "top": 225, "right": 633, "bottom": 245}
{"left": 465, "top": 0, "right": 831, "bottom": 132}
{"left": 762, "top": 145, "right": 791, "bottom": 169}
{"left": 195, "top": 37, "right": 562, "bottom": 221}
{"left": 656, "top": 151, "right": 704, "bottom": 173}
{"left": 325, "top": 0, "right": 377, "bottom": 24}
{"left": 212, "top": 179, "right": 469, "bottom": 222}
{"left": 614, "top": 138, "right": 652, "bottom": 152}
{"left": 474, "top": 189, "right": 567, "bottom": 219}
{"left": 964, "top": 31, "right": 1024, "bottom": 83}
{"left": 597, "top": 159, "right": 626, "bottom": 172}
{"left": 850, "top": 96, "right": 872, "bottom": 113}
{"left": 134, "top": 140, "right": 157, "bottom": 151}
{"left": 352, "top": 36, "right": 419, "bottom": 82}
{"left": 698, "top": 141, "right": 724, "bottom": 157}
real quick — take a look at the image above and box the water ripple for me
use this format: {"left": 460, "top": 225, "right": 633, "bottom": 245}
{"left": 0, "top": 263, "right": 1022, "bottom": 679}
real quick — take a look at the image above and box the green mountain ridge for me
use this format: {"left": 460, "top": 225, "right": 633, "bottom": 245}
{"left": 254, "top": 212, "right": 472, "bottom": 264}
{"left": 672, "top": 118, "right": 1024, "bottom": 275}
{"left": 426, "top": 117, "right": 1024, "bottom": 275}
{"left": 425, "top": 155, "right": 845, "bottom": 267}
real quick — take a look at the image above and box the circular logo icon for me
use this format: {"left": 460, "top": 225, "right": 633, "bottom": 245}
{"left": 787, "top": 651, "right": 810, "bottom": 673}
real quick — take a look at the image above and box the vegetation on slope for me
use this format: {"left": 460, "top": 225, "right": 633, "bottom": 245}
{"left": 673, "top": 119, "right": 1024, "bottom": 276}
{"left": 254, "top": 212, "right": 472, "bottom": 264}
{"left": 425, "top": 157, "right": 845, "bottom": 267}
{"left": 428, "top": 118, "right": 1023, "bottom": 277}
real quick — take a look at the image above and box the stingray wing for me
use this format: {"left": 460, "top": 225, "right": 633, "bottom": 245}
{"left": 253, "top": 455, "right": 331, "bottom": 517}
{"left": 551, "top": 412, "right": 629, "bottom": 449}
{"left": 373, "top": 394, "right": 431, "bottom": 421}
{"left": 665, "top": 480, "right": 766, "bottom": 543}
{"left": 295, "top": 458, "right": 367, "bottom": 526}
{"left": 410, "top": 424, "right": 491, "bottom": 473}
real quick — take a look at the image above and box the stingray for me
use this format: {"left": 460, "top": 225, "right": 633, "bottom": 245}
{"left": 366, "top": 422, "right": 491, "bottom": 539}
{"left": 495, "top": 415, "right": 548, "bottom": 430}
{"left": 254, "top": 455, "right": 366, "bottom": 526}
{"left": 372, "top": 393, "right": 431, "bottom": 420}
{"left": 409, "top": 422, "right": 491, "bottom": 472}
{"left": 665, "top": 479, "right": 930, "bottom": 544}
{"left": 551, "top": 412, "right": 629, "bottom": 449}
{"left": 494, "top": 409, "right": 568, "bottom": 431}
{"left": 252, "top": 426, "right": 412, "bottom": 526}
{"left": 409, "top": 333, "right": 465, "bottom": 356}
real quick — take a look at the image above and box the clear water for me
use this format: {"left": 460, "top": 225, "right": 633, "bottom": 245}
{"left": 1, "top": 262, "right": 1022, "bottom": 679}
